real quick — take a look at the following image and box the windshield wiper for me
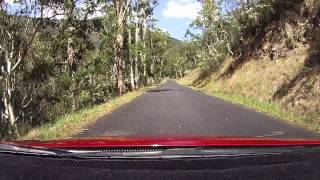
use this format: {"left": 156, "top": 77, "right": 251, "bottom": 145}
{"left": 0, "top": 143, "right": 68, "bottom": 157}
{"left": 64, "top": 146, "right": 320, "bottom": 159}
{"left": 1, "top": 144, "right": 319, "bottom": 159}
{"left": 0, "top": 143, "right": 163, "bottom": 158}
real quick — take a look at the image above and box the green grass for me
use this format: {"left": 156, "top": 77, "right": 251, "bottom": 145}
{"left": 208, "top": 90, "right": 296, "bottom": 121}
{"left": 179, "top": 77, "right": 320, "bottom": 132}
{"left": 22, "top": 87, "right": 151, "bottom": 140}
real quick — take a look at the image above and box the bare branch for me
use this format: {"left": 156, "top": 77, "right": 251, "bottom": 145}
{"left": 22, "top": 96, "right": 33, "bottom": 109}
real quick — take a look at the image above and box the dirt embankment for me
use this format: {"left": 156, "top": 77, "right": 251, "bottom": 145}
{"left": 185, "top": 0, "right": 320, "bottom": 126}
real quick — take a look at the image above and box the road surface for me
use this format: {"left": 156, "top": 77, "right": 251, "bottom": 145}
{"left": 77, "top": 81, "right": 319, "bottom": 138}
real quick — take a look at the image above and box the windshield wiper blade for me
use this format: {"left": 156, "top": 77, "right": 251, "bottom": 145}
{"left": 1, "top": 144, "right": 319, "bottom": 159}
{"left": 63, "top": 146, "right": 320, "bottom": 159}
{"left": 0, "top": 143, "right": 67, "bottom": 156}
{"left": 0, "top": 144, "right": 165, "bottom": 158}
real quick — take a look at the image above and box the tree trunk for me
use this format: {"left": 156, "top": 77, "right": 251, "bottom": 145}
{"left": 114, "top": 1, "right": 128, "bottom": 95}
{"left": 115, "top": 28, "right": 126, "bottom": 95}
{"left": 130, "top": 59, "right": 135, "bottom": 90}
{"left": 2, "top": 66, "right": 18, "bottom": 136}
{"left": 141, "top": 17, "right": 148, "bottom": 85}
{"left": 128, "top": 27, "right": 135, "bottom": 90}
{"left": 134, "top": 20, "right": 140, "bottom": 88}
{"left": 113, "top": 0, "right": 131, "bottom": 95}
{"left": 67, "top": 32, "right": 76, "bottom": 72}
{"left": 4, "top": 99, "right": 18, "bottom": 136}
{"left": 70, "top": 72, "right": 77, "bottom": 111}
{"left": 160, "top": 60, "right": 163, "bottom": 79}
{"left": 67, "top": 26, "right": 79, "bottom": 110}
{"left": 65, "top": 1, "right": 79, "bottom": 110}
{"left": 143, "top": 63, "right": 147, "bottom": 85}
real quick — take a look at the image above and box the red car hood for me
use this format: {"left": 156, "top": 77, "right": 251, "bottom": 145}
{"left": 3, "top": 136, "right": 320, "bottom": 149}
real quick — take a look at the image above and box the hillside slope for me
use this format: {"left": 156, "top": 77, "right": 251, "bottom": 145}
{"left": 182, "top": 0, "right": 320, "bottom": 131}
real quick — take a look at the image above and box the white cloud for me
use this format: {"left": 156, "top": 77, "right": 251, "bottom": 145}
{"left": 162, "top": 0, "right": 201, "bottom": 20}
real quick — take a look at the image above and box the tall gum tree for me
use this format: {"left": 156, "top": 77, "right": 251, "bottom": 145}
{"left": 56, "top": 0, "right": 96, "bottom": 110}
{"left": 113, "top": 0, "right": 131, "bottom": 95}
{"left": 0, "top": 0, "right": 44, "bottom": 136}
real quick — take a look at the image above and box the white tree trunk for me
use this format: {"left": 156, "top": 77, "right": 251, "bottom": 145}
{"left": 115, "top": 18, "right": 126, "bottom": 95}
{"left": 3, "top": 90, "right": 16, "bottom": 129}
{"left": 141, "top": 17, "right": 148, "bottom": 85}
{"left": 2, "top": 57, "right": 18, "bottom": 135}
{"left": 134, "top": 20, "right": 140, "bottom": 88}
{"left": 114, "top": 0, "right": 131, "bottom": 95}
{"left": 128, "top": 27, "right": 135, "bottom": 90}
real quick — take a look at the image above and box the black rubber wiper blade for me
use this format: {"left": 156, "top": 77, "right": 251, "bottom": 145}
{"left": 64, "top": 149, "right": 164, "bottom": 159}
{"left": 63, "top": 146, "right": 320, "bottom": 159}
{"left": 53, "top": 147, "right": 277, "bottom": 159}
{"left": 0, "top": 143, "right": 66, "bottom": 156}
{"left": 2, "top": 144, "right": 319, "bottom": 159}
{"left": 0, "top": 144, "right": 164, "bottom": 158}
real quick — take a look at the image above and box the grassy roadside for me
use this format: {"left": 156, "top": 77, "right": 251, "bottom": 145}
{"left": 22, "top": 87, "right": 152, "bottom": 140}
{"left": 178, "top": 72, "right": 320, "bottom": 132}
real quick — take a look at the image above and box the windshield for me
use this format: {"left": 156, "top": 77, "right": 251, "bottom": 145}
{"left": 0, "top": 0, "right": 319, "bottom": 145}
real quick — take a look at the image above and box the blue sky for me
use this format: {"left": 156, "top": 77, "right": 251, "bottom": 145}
{"left": 153, "top": 0, "right": 201, "bottom": 40}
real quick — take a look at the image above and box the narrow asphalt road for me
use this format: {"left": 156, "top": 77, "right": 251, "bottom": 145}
{"left": 77, "top": 81, "right": 319, "bottom": 138}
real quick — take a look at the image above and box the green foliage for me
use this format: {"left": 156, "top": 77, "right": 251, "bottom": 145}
{"left": 188, "top": 0, "right": 236, "bottom": 70}
{"left": 187, "top": 0, "right": 300, "bottom": 71}
{"left": 0, "top": 0, "right": 190, "bottom": 139}
{"left": 163, "top": 41, "right": 197, "bottom": 78}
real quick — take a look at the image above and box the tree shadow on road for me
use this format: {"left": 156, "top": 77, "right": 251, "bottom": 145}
{"left": 147, "top": 89, "right": 183, "bottom": 93}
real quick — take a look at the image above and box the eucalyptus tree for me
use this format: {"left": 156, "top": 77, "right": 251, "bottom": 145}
{"left": 46, "top": 0, "right": 97, "bottom": 110}
{"left": 148, "top": 29, "right": 170, "bottom": 82}
{"left": 100, "top": 0, "right": 158, "bottom": 92}
{"left": 188, "top": 0, "right": 235, "bottom": 69}
{"left": 110, "top": 0, "right": 131, "bottom": 95}
{"left": 139, "top": 0, "right": 157, "bottom": 85}
{"left": 0, "top": 0, "right": 45, "bottom": 136}
{"left": 127, "top": 16, "right": 135, "bottom": 89}
{"left": 130, "top": 0, "right": 140, "bottom": 89}
{"left": 130, "top": 0, "right": 158, "bottom": 87}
